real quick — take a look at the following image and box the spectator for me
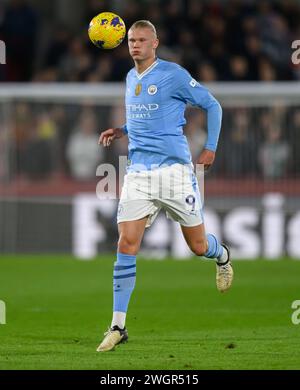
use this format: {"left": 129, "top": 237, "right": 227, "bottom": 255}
{"left": 58, "top": 36, "right": 93, "bottom": 82}
{"left": 1, "top": 0, "right": 38, "bottom": 81}
{"left": 258, "top": 56, "right": 277, "bottom": 81}
{"left": 196, "top": 61, "right": 218, "bottom": 82}
{"left": 23, "top": 112, "right": 57, "bottom": 180}
{"left": 289, "top": 109, "right": 300, "bottom": 175}
{"left": 66, "top": 110, "right": 103, "bottom": 180}
{"left": 258, "top": 126, "right": 290, "bottom": 179}
{"left": 1, "top": 0, "right": 299, "bottom": 82}
{"left": 228, "top": 55, "right": 251, "bottom": 81}
{"left": 225, "top": 109, "right": 256, "bottom": 177}
{"left": 44, "top": 24, "right": 71, "bottom": 69}
{"left": 10, "top": 103, "right": 33, "bottom": 176}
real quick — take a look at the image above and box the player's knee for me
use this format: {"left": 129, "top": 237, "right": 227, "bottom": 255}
{"left": 118, "top": 234, "right": 140, "bottom": 255}
{"left": 190, "top": 241, "right": 208, "bottom": 256}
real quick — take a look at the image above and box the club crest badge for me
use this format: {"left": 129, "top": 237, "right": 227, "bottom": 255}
{"left": 148, "top": 85, "right": 157, "bottom": 95}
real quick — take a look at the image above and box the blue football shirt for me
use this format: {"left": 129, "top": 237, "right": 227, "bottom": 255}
{"left": 122, "top": 58, "right": 222, "bottom": 171}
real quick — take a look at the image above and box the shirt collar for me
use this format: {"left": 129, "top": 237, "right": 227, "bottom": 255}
{"left": 135, "top": 58, "right": 159, "bottom": 80}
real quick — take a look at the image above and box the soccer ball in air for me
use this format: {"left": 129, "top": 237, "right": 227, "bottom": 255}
{"left": 88, "top": 12, "right": 126, "bottom": 49}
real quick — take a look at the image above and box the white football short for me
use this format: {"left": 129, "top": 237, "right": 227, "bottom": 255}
{"left": 117, "top": 163, "right": 203, "bottom": 227}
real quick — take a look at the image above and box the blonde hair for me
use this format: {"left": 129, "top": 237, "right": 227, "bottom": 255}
{"left": 129, "top": 20, "right": 157, "bottom": 38}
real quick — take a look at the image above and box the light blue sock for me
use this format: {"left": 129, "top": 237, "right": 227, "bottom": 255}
{"left": 204, "top": 234, "right": 223, "bottom": 259}
{"left": 113, "top": 253, "right": 136, "bottom": 313}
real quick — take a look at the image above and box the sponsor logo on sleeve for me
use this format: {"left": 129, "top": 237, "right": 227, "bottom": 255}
{"left": 189, "top": 78, "right": 199, "bottom": 88}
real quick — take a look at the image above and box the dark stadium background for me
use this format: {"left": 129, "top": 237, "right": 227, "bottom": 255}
{"left": 0, "top": 0, "right": 299, "bottom": 259}
{"left": 0, "top": 0, "right": 300, "bottom": 372}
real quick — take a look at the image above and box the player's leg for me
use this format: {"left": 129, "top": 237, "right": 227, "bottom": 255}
{"left": 156, "top": 164, "right": 233, "bottom": 292}
{"left": 97, "top": 217, "right": 148, "bottom": 352}
{"left": 181, "top": 223, "right": 223, "bottom": 259}
{"left": 97, "top": 168, "right": 161, "bottom": 351}
{"left": 181, "top": 223, "right": 233, "bottom": 292}
{"left": 112, "top": 218, "right": 148, "bottom": 328}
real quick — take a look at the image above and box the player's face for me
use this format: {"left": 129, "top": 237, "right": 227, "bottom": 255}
{"left": 128, "top": 27, "right": 159, "bottom": 61}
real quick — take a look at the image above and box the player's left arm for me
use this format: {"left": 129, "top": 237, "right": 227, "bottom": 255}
{"left": 173, "top": 68, "right": 222, "bottom": 170}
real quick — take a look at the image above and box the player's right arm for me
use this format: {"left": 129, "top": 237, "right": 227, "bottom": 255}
{"left": 98, "top": 126, "right": 127, "bottom": 147}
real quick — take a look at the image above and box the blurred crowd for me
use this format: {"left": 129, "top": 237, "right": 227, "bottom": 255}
{"left": 0, "top": 0, "right": 299, "bottom": 185}
{"left": 0, "top": 0, "right": 300, "bottom": 82}
{"left": 0, "top": 102, "right": 299, "bottom": 182}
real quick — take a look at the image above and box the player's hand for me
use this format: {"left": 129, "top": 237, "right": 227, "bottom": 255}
{"left": 196, "top": 149, "right": 215, "bottom": 171}
{"left": 98, "top": 128, "right": 124, "bottom": 147}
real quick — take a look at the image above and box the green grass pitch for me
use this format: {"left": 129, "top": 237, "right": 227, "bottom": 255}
{"left": 0, "top": 255, "right": 300, "bottom": 370}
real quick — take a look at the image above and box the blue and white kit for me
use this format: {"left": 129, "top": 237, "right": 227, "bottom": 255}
{"left": 118, "top": 58, "right": 222, "bottom": 227}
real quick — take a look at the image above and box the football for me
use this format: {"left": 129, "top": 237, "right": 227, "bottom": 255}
{"left": 88, "top": 12, "right": 126, "bottom": 50}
